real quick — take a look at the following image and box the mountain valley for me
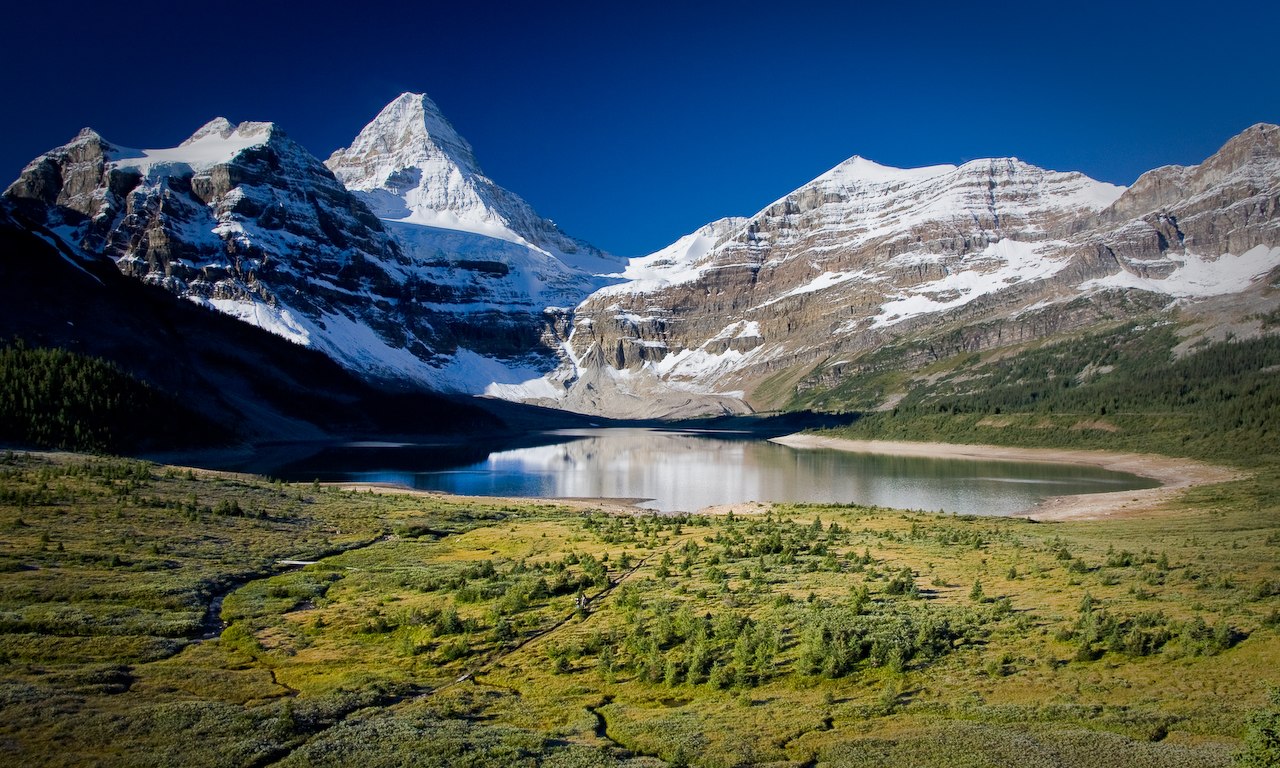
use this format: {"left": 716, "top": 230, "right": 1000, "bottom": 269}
{"left": 1, "top": 90, "right": 1279, "bottom": 768}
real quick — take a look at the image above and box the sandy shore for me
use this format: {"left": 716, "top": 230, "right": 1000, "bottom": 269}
{"left": 771, "top": 434, "right": 1244, "bottom": 521}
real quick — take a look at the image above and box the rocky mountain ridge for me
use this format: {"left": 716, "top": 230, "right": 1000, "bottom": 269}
{"left": 4, "top": 97, "right": 1277, "bottom": 419}
{"left": 540, "top": 124, "right": 1280, "bottom": 416}
{"left": 3, "top": 94, "right": 620, "bottom": 395}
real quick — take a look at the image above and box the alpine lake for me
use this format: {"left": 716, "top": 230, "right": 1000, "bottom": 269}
{"left": 263, "top": 428, "right": 1159, "bottom": 516}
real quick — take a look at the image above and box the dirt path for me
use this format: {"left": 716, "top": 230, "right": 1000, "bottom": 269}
{"left": 770, "top": 434, "right": 1244, "bottom": 521}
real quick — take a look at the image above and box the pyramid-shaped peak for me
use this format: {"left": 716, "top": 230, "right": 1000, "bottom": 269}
{"left": 325, "top": 91, "right": 612, "bottom": 269}
{"left": 341, "top": 91, "right": 478, "bottom": 171}
{"left": 377, "top": 91, "right": 451, "bottom": 126}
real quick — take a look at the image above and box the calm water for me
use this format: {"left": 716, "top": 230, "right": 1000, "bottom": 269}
{"left": 284, "top": 428, "right": 1159, "bottom": 516}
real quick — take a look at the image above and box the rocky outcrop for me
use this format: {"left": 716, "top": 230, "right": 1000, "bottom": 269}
{"left": 1101, "top": 123, "right": 1280, "bottom": 263}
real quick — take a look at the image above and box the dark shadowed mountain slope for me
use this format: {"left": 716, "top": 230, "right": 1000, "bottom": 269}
{"left": 0, "top": 207, "right": 502, "bottom": 445}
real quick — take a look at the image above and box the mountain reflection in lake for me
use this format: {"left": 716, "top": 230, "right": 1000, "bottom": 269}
{"left": 288, "top": 429, "right": 1159, "bottom": 516}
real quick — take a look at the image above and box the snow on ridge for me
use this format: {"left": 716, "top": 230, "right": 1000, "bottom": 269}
{"left": 110, "top": 121, "right": 277, "bottom": 175}
{"left": 381, "top": 220, "right": 621, "bottom": 309}
{"left": 816, "top": 155, "right": 956, "bottom": 188}
{"left": 398, "top": 208, "right": 534, "bottom": 249}
{"left": 594, "top": 217, "right": 747, "bottom": 297}
{"left": 765, "top": 154, "right": 1124, "bottom": 234}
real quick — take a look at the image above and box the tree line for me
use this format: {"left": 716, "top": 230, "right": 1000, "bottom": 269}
{"left": 0, "top": 341, "right": 229, "bottom": 453}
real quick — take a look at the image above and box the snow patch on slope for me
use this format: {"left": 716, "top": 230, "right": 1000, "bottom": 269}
{"left": 709, "top": 320, "right": 762, "bottom": 341}
{"left": 194, "top": 288, "right": 563, "bottom": 397}
{"left": 1080, "top": 245, "right": 1279, "bottom": 298}
{"left": 649, "top": 345, "right": 760, "bottom": 391}
{"left": 192, "top": 296, "right": 312, "bottom": 345}
{"left": 869, "top": 239, "right": 1070, "bottom": 329}
{"left": 755, "top": 269, "right": 880, "bottom": 309}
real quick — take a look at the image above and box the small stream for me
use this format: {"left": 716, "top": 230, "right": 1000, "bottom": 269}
{"left": 195, "top": 537, "right": 381, "bottom": 642}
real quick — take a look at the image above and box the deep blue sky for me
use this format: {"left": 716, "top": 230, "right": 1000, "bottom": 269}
{"left": 3, "top": 0, "right": 1277, "bottom": 256}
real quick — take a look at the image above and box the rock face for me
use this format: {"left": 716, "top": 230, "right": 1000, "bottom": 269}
{"left": 546, "top": 125, "right": 1280, "bottom": 415}
{"left": 4, "top": 121, "right": 421, "bottom": 377}
{"left": 4, "top": 94, "right": 619, "bottom": 394}
{"left": 1097, "top": 123, "right": 1280, "bottom": 277}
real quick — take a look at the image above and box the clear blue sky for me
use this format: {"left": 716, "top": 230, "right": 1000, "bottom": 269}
{"left": 3, "top": 0, "right": 1277, "bottom": 256}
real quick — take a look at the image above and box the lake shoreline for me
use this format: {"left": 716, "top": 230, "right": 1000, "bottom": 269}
{"left": 770, "top": 434, "right": 1244, "bottom": 521}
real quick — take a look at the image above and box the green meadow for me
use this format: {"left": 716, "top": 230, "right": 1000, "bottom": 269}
{"left": 0, "top": 449, "right": 1276, "bottom": 767}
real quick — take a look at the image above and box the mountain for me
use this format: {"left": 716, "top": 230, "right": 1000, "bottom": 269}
{"left": 3, "top": 94, "right": 619, "bottom": 396}
{"left": 538, "top": 124, "right": 1280, "bottom": 417}
{"left": 322, "top": 91, "right": 624, "bottom": 394}
{"left": 4, "top": 99, "right": 1276, "bottom": 422}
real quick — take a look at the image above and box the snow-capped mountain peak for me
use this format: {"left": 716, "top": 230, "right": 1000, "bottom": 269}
{"left": 816, "top": 155, "right": 956, "bottom": 189}
{"left": 8, "top": 94, "right": 1274, "bottom": 422}
{"left": 325, "top": 91, "right": 513, "bottom": 237}
{"left": 326, "top": 92, "right": 618, "bottom": 275}
{"left": 327, "top": 92, "right": 481, "bottom": 188}
{"left": 553, "top": 130, "right": 1278, "bottom": 417}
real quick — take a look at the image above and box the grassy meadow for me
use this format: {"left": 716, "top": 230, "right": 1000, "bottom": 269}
{"left": 0, "top": 449, "right": 1277, "bottom": 766}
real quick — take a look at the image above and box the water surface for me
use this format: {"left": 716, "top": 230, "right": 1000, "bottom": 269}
{"left": 280, "top": 428, "right": 1159, "bottom": 516}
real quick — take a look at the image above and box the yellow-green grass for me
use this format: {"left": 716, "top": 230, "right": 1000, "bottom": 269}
{"left": 0, "top": 450, "right": 1276, "bottom": 767}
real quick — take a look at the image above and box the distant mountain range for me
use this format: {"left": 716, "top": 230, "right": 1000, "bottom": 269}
{"left": 3, "top": 93, "right": 1277, "bottom": 423}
